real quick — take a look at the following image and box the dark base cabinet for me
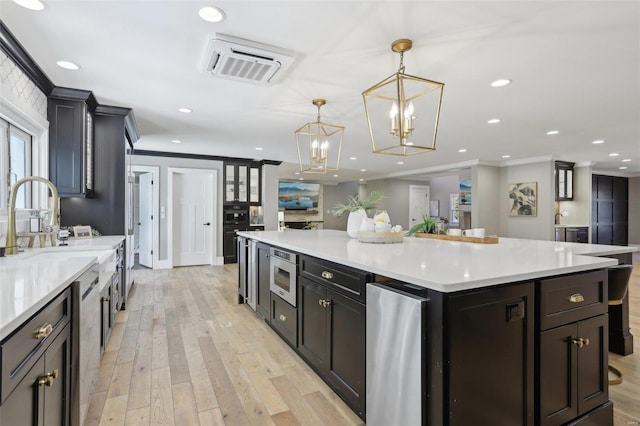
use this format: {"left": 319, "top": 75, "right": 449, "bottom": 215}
{"left": 0, "top": 287, "right": 72, "bottom": 426}
{"left": 298, "top": 276, "right": 366, "bottom": 420}
{"left": 447, "top": 282, "right": 535, "bottom": 426}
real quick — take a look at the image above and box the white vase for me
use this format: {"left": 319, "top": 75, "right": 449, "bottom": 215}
{"left": 347, "top": 208, "right": 367, "bottom": 238}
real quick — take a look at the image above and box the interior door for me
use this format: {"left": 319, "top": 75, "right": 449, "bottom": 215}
{"left": 409, "top": 185, "right": 430, "bottom": 229}
{"left": 138, "top": 172, "right": 153, "bottom": 268}
{"left": 173, "top": 171, "right": 214, "bottom": 266}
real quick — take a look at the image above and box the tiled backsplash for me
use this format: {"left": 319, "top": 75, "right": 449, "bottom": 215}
{"left": 0, "top": 50, "right": 47, "bottom": 122}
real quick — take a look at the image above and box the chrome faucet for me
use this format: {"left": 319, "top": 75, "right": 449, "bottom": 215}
{"left": 5, "top": 177, "right": 60, "bottom": 255}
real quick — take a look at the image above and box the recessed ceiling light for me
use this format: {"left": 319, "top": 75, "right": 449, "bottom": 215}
{"left": 487, "top": 118, "right": 501, "bottom": 124}
{"left": 178, "top": 107, "right": 192, "bottom": 113}
{"left": 299, "top": 177, "right": 304, "bottom": 181}
{"left": 502, "top": 155, "right": 511, "bottom": 158}
{"left": 198, "top": 6, "right": 226, "bottom": 22}
{"left": 458, "top": 149, "right": 467, "bottom": 153}
{"left": 333, "top": 174, "right": 339, "bottom": 177}
{"left": 359, "top": 178, "right": 364, "bottom": 182}
{"left": 622, "top": 158, "right": 631, "bottom": 162}
{"left": 171, "top": 140, "right": 182, "bottom": 144}
{"left": 609, "top": 153, "right": 620, "bottom": 157}
{"left": 397, "top": 161, "right": 404, "bottom": 165}
{"left": 255, "top": 147, "right": 263, "bottom": 151}
{"left": 12, "top": 0, "right": 44, "bottom": 11}
{"left": 360, "top": 169, "right": 367, "bottom": 172}
{"left": 592, "top": 140, "right": 605, "bottom": 144}
{"left": 546, "top": 130, "right": 559, "bottom": 135}
{"left": 294, "top": 172, "right": 300, "bottom": 175}
{"left": 349, "top": 157, "right": 357, "bottom": 160}
{"left": 56, "top": 60, "right": 79, "bottom": 70}
{"left": 405, "top": 142, "right": 415, "bottom": 146}
{"left": 619, "top": 166, "right": 628, "bottom": 170}
{"left": 490, "top": 79, "right": 511, "bottom": 87}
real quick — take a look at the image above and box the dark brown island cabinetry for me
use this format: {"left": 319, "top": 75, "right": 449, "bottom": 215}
{"left": 447, "top": 282, "right": 535, "bottom": 425}
{"left": 0, "top": 288, "right": 72, "bottom": 426}
{"left": 48, "top": 88, "right": 98, "bottom": 198}
{"left": 537, "top": 270, "right": 609, "bottom": 425}
{"left": 298, "top": 256, "right": 369, "bottom": 420}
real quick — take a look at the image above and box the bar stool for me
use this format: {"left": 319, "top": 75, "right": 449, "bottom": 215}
{"left": 607, "top": 264, "right": 633, "bottom": 385}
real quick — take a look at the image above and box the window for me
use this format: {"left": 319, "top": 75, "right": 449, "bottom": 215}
{"left": 0, "top": 117, "right": 33, "bottom": 213}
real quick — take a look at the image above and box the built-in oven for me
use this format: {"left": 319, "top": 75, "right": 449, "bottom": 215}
{"left": 270, "top": 247, "right": 298, "bottom": 307}
{"left": 224, "top": 205, "right": 249, "bottom": 225}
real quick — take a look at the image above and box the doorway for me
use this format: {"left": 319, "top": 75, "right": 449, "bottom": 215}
{"left": 409, "top": 185, "right": 430, "bottom": 229}
{"left": 167, "top": 168, "right": 217, "bottom": 267}
{"left": 131, "top": 166, "right": 159, "bottom": 269}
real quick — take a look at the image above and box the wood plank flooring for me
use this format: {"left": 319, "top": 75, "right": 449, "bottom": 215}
{"left": 86, "top": 265, "right": 363, "bottom": 426}
{"left": 88, "top": 260, "right": 640, "bottom": 425}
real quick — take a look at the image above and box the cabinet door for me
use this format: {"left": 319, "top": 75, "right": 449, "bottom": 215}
{"left": 223, "top": 228, "right": 238, "bottom": 263}
{"left": 237, "top": 165, "right": 248, "bottom": 203}
{"left": 43, "top": 324, "right": 71, "bottom": 426}
{"left": 298, "top": 277, "right": 329, "bottom": 371}
{"left": 256, "top": 243, "right": 271, "bottom": 319}
{"left": 540, "top": 323, "right": 578, "bottom": 426}
{"left": 327, "top": 289, "right": 366, "bottom": 418}
{"left": 0, "top": 352, "right": 45, "bottom": 426}
{"left": 224, "top": 164, "right": 236, "bottom": 203}
{"left": 576, "top": 315, "right": 608, "bottom": 415}
{"left": 249, "top": 166, "right": 261, "bottom": 204}
{"left": 48, "top": 98, "right": 87, "bottom": 197}
{"left": 449, "top": 283, "right": 535, "bottom": 426}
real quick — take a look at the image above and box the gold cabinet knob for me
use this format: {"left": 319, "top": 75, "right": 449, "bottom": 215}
{"left": 33, "top": 323, "right": 53, "bottom": 340}
{"left": 321, "top": 271, "right": 333, "bottom": 280}
{"left": 279, "top": 314, "right": 287, "bottom": 322}
{"left": 38, "top": 369, "right": 58, "bottom": 387}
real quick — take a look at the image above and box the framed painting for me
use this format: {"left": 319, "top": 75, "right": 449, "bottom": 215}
{"left": 508, "top": 182, "right": 537, "bottom": 216}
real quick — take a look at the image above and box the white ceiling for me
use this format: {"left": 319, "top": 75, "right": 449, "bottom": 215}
{"left": 2, "top": 1, "right": 639, "bottom": 183}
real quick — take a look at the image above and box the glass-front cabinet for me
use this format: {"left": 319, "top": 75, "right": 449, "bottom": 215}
{"left": 555, "top": 161, "right": 574, "bottom": 201}
{"left": 224, "top": 162, "right": 261, "bottom": 204}
{"left": 249, "top": 165, "right": 261, "bottom": 204}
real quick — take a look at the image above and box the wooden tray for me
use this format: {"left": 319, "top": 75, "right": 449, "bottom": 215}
{"left": 415, "top": 232, "right": 498, "bottom": 244}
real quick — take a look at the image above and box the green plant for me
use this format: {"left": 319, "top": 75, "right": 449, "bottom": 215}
{"left": 406, "top": 214, "right": 436, "bottom": 236}
{"left": 332, "top": 191, "right": 385, "bottom": 216}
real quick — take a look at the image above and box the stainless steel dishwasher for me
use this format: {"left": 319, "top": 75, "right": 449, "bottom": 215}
{"left": 367, "top": 282, "right": 428, "bottom": 426}
{"left": 71, "top": 266, "right": 100, "bottom": 426}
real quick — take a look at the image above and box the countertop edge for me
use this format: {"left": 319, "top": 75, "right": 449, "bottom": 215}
{"left": 0, "top": 258, "right": 94, "bottom": 341}
{"left": 238, "top": 231, "right": 635, "bottom": 293}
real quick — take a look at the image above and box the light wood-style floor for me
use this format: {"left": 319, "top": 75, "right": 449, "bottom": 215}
{"left": 87, "top": 260, "right": 640, "bottom": 425}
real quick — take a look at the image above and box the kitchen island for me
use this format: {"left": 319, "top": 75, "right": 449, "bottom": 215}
{"left": 237, "top": 229, "right": 636, "bottom": 426}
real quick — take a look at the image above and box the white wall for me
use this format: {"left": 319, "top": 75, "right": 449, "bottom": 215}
{"left": 472, "top": 165, "right": 501, "bottom": 236}
{"left": 426, "top": 175, "right": 459, "bottom": 223}
{"left": 323, "top": 181, "right": 359, "bottom": 230}
{"left": 366, "top": 178, "right": 434, "bottom": 230}
{"left": 499, "top": 160, "right": 555, "bottom": 240}
{"left": 262, "top": 164, "right": 279, "bottom": 231}
{"left": 557, "top": 165, "right": 592, "bottom": 237}
{"left": 131, "top": 154, "right": 223, "bottom": 261}
{"left": 629, "top": 176, "right": 640, "bottom": 246}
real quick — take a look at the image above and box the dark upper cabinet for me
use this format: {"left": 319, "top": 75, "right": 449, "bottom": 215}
{"left": 224, "top": 161, "right": 262, "bottom": 204}
{"left": 555, "top": 161, "right": 574, "bottom": 201}
{"left": 591, "top": 174, "right": 628, "bottom": 245}
{"left": 47, "top": 88, "right": 98, "bottom": 197}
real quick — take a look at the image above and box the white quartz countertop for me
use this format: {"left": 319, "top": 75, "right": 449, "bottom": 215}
{"left": 0, "top": 235, "right": 124, "bottom": 341}
{"left": 238, "top": 230, "right": 636, "bottom": 293}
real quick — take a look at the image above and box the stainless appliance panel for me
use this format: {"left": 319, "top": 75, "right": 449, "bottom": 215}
{"left": 366, "top": 283, "right": 427, "bottom": 426}
{"left": 269, "top": 247, "right": 297, "bottom": 307}
{"left": 238, "top": 236, "right": 248, "bottom": 301}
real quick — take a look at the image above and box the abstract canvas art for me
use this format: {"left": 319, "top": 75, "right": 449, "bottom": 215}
{"left": 508, "top": 182, "right": 537, "bottom": 216}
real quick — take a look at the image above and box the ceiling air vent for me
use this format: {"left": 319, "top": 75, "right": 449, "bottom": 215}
{"left": 201, "top": 34, "right": 296, "bottom": 85}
